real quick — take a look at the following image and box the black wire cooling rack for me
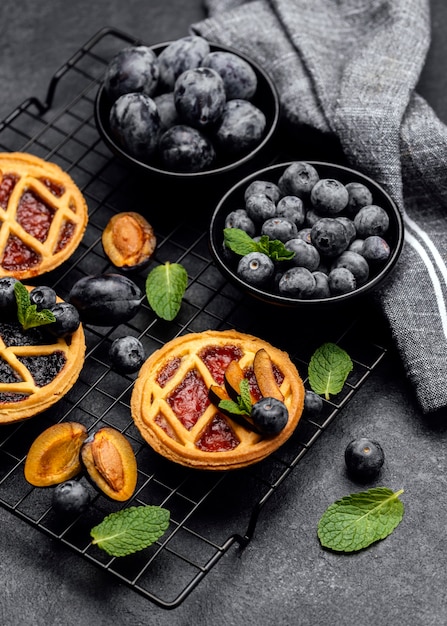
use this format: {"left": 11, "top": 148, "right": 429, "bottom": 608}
{"left": 0, "top": 27, "right": 390, "bottom": 609}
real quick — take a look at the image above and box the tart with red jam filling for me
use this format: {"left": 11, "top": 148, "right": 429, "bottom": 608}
{"left": 131, "top": 329, "right": 305, "bottom": 470}
{"left": 0, "top": 293, "right": 85, "bottom": 424}
{"left": 0, "top": 152, "right": 88, "bottom": 280}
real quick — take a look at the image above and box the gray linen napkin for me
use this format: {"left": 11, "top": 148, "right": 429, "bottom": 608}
{"left": 192, "top": 0, "right": 447, "bottom": 416}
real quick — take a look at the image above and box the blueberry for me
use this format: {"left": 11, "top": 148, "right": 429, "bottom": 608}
{"left": 276, "top": 195, "right": 305, "bottom": 228}
{"left": 261, "top": 217, "right": 298, "bottom": 242}
{"left": 310, "top": 178, "right": 349, "bottom": 216}
{"left": 0, "top": 277, "right": 19, "bottom": 315}
{"left": 245, "top": 193, "right": 276, "bottom": 224}
{"left": 202, "top": 50, "right": 257, "bottom": 100}
{"left": 336, "top": 216, "right": 357, "bottom": 244}
{"left": 278, "top": 266, "right": 316, "bottom": 298}
{"left": 159, "top": 124, "right": 215, "bottom": 172}
{"left": 310, "top": 217, "right": 350, "bottom": 258}
{"left": 278, "top": 161, "right": 319, "bottom": 199}
{"left": 153, "top": 92, "right": 180, "bottom": 130}
{"left": 214, "top": 99, "right": 266, "bottom": 154}
{"left": 52, "top": 480, "right": 91, "bottom": 515}
{"left": 103, "top": 46, "right": 159, "bottom": 102}
{"left": 224, "top": 209, "right": 256, "bottom": 236}
{"left": 237, "top": 252, "right": 274, "bottom": 286}
{"left": 328, "top": 267, "right": 357, "bottom": 295}
{"left": 109, "top": 336, "right": 146, "bottom": 374}
{"left": 251, "top": 397, "right": 289, "bottom": 435}
{"left": 331, "top": 250, "right": 369, "bottom": 285}
{"left": 109, "top": 92, "right": 161, "bottom": 161}
{"left": 312, "top": 271, "right": 331, "bottom": 298}
{"left": 174, "top": 67, "right": 226, "bottom": 129}
{"left": 362, "top": 235, "right": 391, "bottom": 264}
{"left": 345, "top": 181, "right": 374, "bottom": 217}
{"left": 348, "top": 238, "right": 365, "bottom": 255}
{"left": 345, "top": 437, "right": 385, "bottom": 480}
{"left": 296, "top": 227, "right": 312, "bottom": 244}
{"left": 285, "top": 238, "right": 320, "bottom": 271}
{"left": 354, "top": 205, "right": 390, "bottom": 237}
{"left": 304, "top": 209, "right": 322, "bottom": 228}
{"left": 47, "top": 302, "right": 81, "bottom": 337}
{"left": 244, "top": 180, "right": 281, "bottom": 204}
{"left": 29, "top": 285, "right": 57, "bottom": 310}
{"left": 158, "top": 36, "right": 211, "bottom": 90}
{"left": 303, "top": 390, "right": 324, "bottom": 417}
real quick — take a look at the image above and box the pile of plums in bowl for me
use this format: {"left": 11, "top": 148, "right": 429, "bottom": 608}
{"left": 94, "top": 35, "right": 280, "bottom": 180}
{"left": 209, "top": 160, "right": 404, "bottom": 307}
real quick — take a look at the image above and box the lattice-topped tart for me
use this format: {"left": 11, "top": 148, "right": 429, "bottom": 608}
{"left": 0, "top": 296, "right": 85, "bottom": 424}
{"left": 0, "top": 152, "right": 88, "bottom": 280}
{"left": 131, "top": 330, "right": 305, "bottom": 470}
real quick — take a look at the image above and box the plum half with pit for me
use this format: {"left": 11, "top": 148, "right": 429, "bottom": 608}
{"left": 109, "top": 92, "right": 161, "bottom": 161}
{"left": 103, "top": 45, "right": 160, "bottom": 102}
{"left": 174, "top": 67, "right": 226, "bottom": 129}
{"left": 213, "top": 99, "right": 266, "bottom": 155}
{"left": 202, "top": 50, "right": 258, "bottom": 100}
{"left": 159, "top": 125, "right": 216, "bottom": 172}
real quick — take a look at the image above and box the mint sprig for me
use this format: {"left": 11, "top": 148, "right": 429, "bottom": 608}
{"left": 90, "top": 505, "right": 170, "bottom": 557}
{"left": 14, "top": 281, "right": 56, "bottom": 330}
{"left": 145, "top": 262, "right": 187, "bottom": 321}
{"left": 218, "top": 378, "right": 252, "bottom": 416}
{"left": 308, "top": 342, "right": 353, "bottom": 400}
{"left": 317, "top": 487, "right": 405, "bottom": 552}
{"left": 223, "top": 228, "right": 295, "bottom": 262}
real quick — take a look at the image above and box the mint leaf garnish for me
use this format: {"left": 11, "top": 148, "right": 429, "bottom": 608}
{"left": 219, "top": 378, "right": 252, "bottom": 416}
{"left": 223, "top": 228, "right": 294, "bottom": 262}
{"left": 145, "top": 262, "right": 187, "bottom": 321}
{"left": 308, "top": 342, "right": 353, "bottom": 400}
{"left": 90, "top": 505, "right": 170, "bottom": 557}
{"left": 317, "top": 487, "right": 404, "bottom": 552}
{"left": 14, "top": 281, "right": 56, "bottom": 330}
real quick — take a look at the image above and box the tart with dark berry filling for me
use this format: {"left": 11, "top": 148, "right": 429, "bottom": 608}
{"left": 131, "top": 329, "right": 305, "bottom": 470}
{"left": 0, "top": 293, "right": 85, "bottom": 424}
{"left": 0, "top": 152, "right": 88, "bottom": 280}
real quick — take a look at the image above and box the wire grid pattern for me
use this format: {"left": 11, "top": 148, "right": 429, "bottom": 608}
{"left": 0, "top": 28, "right": 389, "bottom": 609}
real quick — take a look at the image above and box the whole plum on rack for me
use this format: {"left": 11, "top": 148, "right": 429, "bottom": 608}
{"left": 109, "top": 92, "right": 161, "bottom": 160}
{"left": 104, "top": 45, "right": 160, "bottom": 102}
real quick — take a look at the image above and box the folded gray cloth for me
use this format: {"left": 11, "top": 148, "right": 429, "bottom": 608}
{"left": 192, "top": 0, "right": 447, "bottom": 415}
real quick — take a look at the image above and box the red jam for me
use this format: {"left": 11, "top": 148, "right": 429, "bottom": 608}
{"left": 156, "top": 356, "right": 181, "bottom": 387}
{"left": 0, "top": 173, "right": 18, "bottom": 208}
{"left": 244, "top": 364, "right": 284, "bottom": 402}
{"left": 16, "top": 190, "right": 55, "bottom": 242}
{"left": 2, "top": 235, "right": 41, "bottom": 271}
{"left": 196, "top": 413, "right": 240, "bottom": 452}
{"left": 155, "top": 413, "right": 178, "bottom": 440}
{"left": 38, "top": 177, "right": 65, "bottom": 198}
{"left": 167, "top": 368, "right": 209, "bottom": 430}
{"left": 55, "top": 221, "right": 75, "bottom": 253}
{"left": 199, "top": 344, "right": 244, "bottom": 385}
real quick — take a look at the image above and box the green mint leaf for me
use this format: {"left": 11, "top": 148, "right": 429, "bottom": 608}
{"left": 219, "top": 399, "right": 247, "bottom": 415}
{"left": 223, "top": 228, "right": 258, "bottom": 256}
{"left": 238, "top": 378, "right": 253, "bottom": 414}
{"left": 266, "top": 238, "right": 295, "bottom": 262}
{"left": 90, "top": 505, "right": 170, "bottom": 557}
{"left": 308, "top": 342, "right": 353, "bottom": 400}
{"left": 317, "top": 487, "right": 404, "bottom": 553}
{"left": 145, "top": 262, "right": 187, "bottom": 321}
{"left": 14, "top": 282, "right": 56, "bottom": 330}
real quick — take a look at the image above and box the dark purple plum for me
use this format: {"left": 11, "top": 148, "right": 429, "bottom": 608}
{"left": 201, "top": 50, "right": 258, "bottom": 100}
{"left": 213, "top": 99, "right": 266, "bottom": 155}
{"left": 109, "top": 93, "right": 161, "bottom": 161}
{"left": 158, "top": 124, "right": 216, "bottom": 172}
{"left": 278, "top": 161, "right": 320, "bottom": 199}
{"left": 158, "top": 36, "right": 211, "bottom": 90}
{"left": 153, "top": 92, "right": 180, "bottom": 130}
{"left": 174, "top": 67, "right": 226, "bottom": 129}
{"left": 103, "top": 46, "right": 159, "bottom": 102}
{"left": 69, "top": 274, "right": 142, "bottom": 326}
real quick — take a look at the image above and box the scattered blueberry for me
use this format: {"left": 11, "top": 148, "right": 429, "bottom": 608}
{"left": 0, "top": 277, "right": 19, "bottom": 315}
{"left": 29, "top": 285, "right": 57, "bottom": 311}
{"left": 344, "top": 437, "right": 385, "bottom": 480}
{"left": 303, "top": 390, "right": 324, "bottom": 417}
{"left": 251, "top": 397, "right": 289, "bottom": 435}
{"left": 47, "top": 302, "right": 81, "bottom": 337}
{"left": 109, "top": 336, "right": 146, "bottom": 374}
{"left": 52, "top": 480, "right": 91, "bottom": 515}
{"left": 237, "top": 251, "right": 274, "bottom": 286}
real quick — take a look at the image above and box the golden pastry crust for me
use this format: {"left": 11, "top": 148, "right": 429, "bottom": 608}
{"left": 0, "top": 294, "right": 85, "bottom": 424}
{"left": 0, "top": 151, "right": 88, "bottom": 280}
{"left": 131, "top": 329, "right": 305, "bottom": 470}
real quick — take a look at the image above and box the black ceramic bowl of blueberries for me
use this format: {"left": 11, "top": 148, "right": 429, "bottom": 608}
{"left": 94, "top": 35, "right": 280, "bottom": 182}
{"left": 209, "top": 160, "right": 404, "bottom": 307}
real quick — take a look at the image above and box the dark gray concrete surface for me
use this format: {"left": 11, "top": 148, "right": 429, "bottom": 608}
{"left": 1, "top": 1, "right": 447, "bottom": 625}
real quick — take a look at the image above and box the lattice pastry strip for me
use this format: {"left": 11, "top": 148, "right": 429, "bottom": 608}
{"left": 0, "top": 152, "right": 88, "bottom": 280}
{"left": 131, "top": 330, "right": 305, "bottom": 470}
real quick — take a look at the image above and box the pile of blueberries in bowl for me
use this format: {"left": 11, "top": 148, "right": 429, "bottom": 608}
{"left": 209, "top": 160, "right": 404, "bottom": 307}
{"left": 94, "top": 35, "right": 280, "bottom": 181}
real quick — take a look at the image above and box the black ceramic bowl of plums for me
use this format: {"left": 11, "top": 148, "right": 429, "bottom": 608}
{"left": 94, "top": 35, "right": 280, "bottom": 185}
{"left": 209, "top": 160, "right": 404, "bottom": 308}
